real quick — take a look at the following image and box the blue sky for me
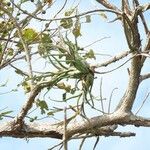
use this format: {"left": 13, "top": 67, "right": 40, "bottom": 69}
{"left": 0, "top": 0, "right": 150, "bottom": 149}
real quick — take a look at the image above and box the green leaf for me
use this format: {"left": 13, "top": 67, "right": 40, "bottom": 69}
{"left": 84, "top": 49, "right": 96, "bottom": 59}
{"left": 0, "top": 79, "right": 8, "bottom": 87}
{"left": 60, "top": 18, "right": 73, "bottom": 29}
{"left": 47, "top": 111, "right": 54, "bottom": 116}
{"left": 22, "top": 81, "right": 31, "bottom": 93}
{"left": 56, "top": 82, "right": 71, "bottom": 92}
{"left": 63, "top": 93, "right": 66, "bottom": 101}
{"left": 29, "top": 116, "right": 38, "bottom": 122}
{"left": 0, "top": 111, "right": 13, "bottom": 115}
{"left": 15, "top": 69, "right": 25, "bottom": 76}
{"left": 40, "top": 33, "right": 52, "bottom": 43}
{"left": 72, "top": 24, "right": 82, "bottom": 37}
{"left": 36, "top": 99, "right": 49, "bottom": 114}
{"left": 7, "top": 48, "right": 14, "bottom": 56}
{"left": 65, "top": 8, "right": 75, "bottom": 16}
{"left": 99, "top": 13, "right": 107, "bottom": 20}
{"left": 85, "top": 15, "right": 91, "bottom": 23}
{"left": 38, "top": 33, "right": 53, "bottom": 56}
{"left": 21, "top": 0, "right": 29, "bottom": 3}
{"left": 22, "top": 28, "right": 38, "bottom": 43}
{"left": 0, "top": 110, "right": 13, "bottom": 120}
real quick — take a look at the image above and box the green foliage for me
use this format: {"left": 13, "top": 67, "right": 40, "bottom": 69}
{"left": 56, "top": 82, "right": 71, "bottom": 92}
{"left": 99, "top": 13, "right": 107, "bottom": 20}
{"left": 0, "top": 21, "right": 14, "bottom": 37}
{"left": 21, "top": 0, "right": 29, "bottom": 3}
{"left": 85, "top": 15, "right": 91, "bottom": 23}
{"left": 36, "top": 99, "right": 49, "bottom": 114}
{"left": 0, "top": 80, "right": 8, "bottom": 87}
{"left": 38, "top": 33, "right": 53, "bottom": 56}
{"left": 29, "top": 116, "right": 38, "bottom": 122}
{"left": 60, "top": 18, "right": 73, "bottom": 29}
{"left": 22, "top": 81, "right": 31, "bottom": 93}
{"left": 72, "top": 23, "right": 81, "bottom": 37}
{"left": 0, "top": 111, "right": 13, "bottom": 120}
{"left": 22, "top": 28, "right": 38, "bottom": 43}
{"left": 84, "top": 49, "right": 96, "bottom": 59}
{"left": 0, "top": 0, "right": 98, "bottom": 126}
{"left": 65, "top": 8, "right": 75, "bottom": 16}
{"left": 7, "top": 48, "right": 14, "bottom": 56}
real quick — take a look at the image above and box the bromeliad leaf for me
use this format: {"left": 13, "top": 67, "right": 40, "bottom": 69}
{"left": 21, "top": 0, "right": 29, "bottom": 3}
{"left": 29, "top": 116, "right": 38, "bottom": 122}
{"left": 0, "top": 111, "right": 13, "bottom": 120}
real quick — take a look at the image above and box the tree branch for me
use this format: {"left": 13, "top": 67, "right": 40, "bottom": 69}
{"left": 133, "top": 0, "right": 149, "bottom": 34}
{"left": 140, "top": 73, "right": 150, "bottom": 82}
{"left": 95, "top": 50, "right": 130, "bottom": 68}
{"left": 95, "top": 0, "right": 120, "bottom": 12}
{"left": 1, "top": 112, "right": 150, "bottom": 139}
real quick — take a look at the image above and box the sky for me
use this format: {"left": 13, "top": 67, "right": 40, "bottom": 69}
{"left": 0, "top": 0, "right": 150, "bottom": 149}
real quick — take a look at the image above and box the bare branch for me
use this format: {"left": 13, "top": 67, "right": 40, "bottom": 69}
{"left": 95, "top": 50, "right": 130, "bottom": 68}
{"left": 140, "top": 73, "right": 150, "bottom": 82}
{"left": 133, "top": 0, "right": 149, "bottom": 34}
{"left": 63, "top": 107, "right": 68, "bottom": 150}
{"left": 135, "top": 92, "right": 150, "bottom": 115}
{"left": 1, "top": 112, "right": 150, "bottom": 139}
{"left": 122, "top": 0, "right": 132, "bottom": 16}
{"left": 95, "top": 0, "right": 120, "bottom": 12}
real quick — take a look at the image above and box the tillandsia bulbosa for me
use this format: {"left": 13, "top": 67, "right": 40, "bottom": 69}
{"left": 63, "top": 35, "right": 95, "bottom": 106}
{"left": 64, "top": 35, "right": 90, "bottom": 73}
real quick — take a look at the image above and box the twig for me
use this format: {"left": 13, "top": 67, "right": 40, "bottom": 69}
{"left": 96, "top": 50, "right": 130, "bottom": 68}
{"left": 83, "top": 37, "right": 110, "bottom": 49}
{"left": 99, "top": 78, "right": 104, "bottom": 113}
{"left": 15, "top": 9, "right": 121, "bottom": 22}
{"left": 140, "top": 73, "right": 150, "bottom": 82}
{"left": 48, "top": 142, "right": 63, "bottom": 150}
{"left": 93, "top": 136, "right": 100, "bottom": 150}
{"left": 95, "top": 0, "right": 120, "bottom": 12}
{"left": 108, "top": 88, "right": 118, "bottom": 113}
{"left": 63, "top": 107, "right": 68, "bottom": 150}
{"left": 0, "top": 6, "right": 34, "bottom": 89}
{"left": 135, "top": 92, "right": 150, "bottom": 115}
{"left": 79, "top": 136, "right": 87, "bottom": 150}
{"left": 133, "top": 0, "right": 149, "bottom": 34}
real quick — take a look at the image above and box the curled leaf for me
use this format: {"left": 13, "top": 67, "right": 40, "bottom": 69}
{"left": 60, "top": 18, "right": 73, "bottom": 29}
{"left": 85, "top": 15, "right": 91, "bottom": 23}
{"left": 99, "top": 13, "right": 107, "bottom": 20}
{"left": 72, "top": 24, "right": 82, "bottom": 37}
{"left": 65, "top": 8, "right": 75, "bottom": 16}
